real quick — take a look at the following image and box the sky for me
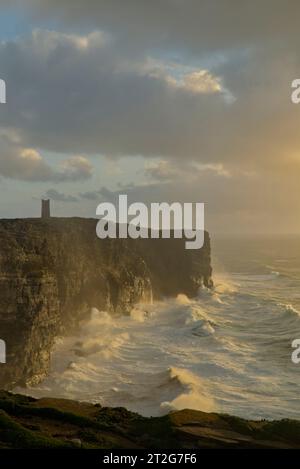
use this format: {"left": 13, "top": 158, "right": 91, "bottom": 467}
{"left": 0, "top": 0, "right": 299, "bottom": 234}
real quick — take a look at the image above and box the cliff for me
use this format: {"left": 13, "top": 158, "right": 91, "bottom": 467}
{"left": 0, "top": 218, "right": 212, "bottom": 388}
{"left": 0, "top": 391, "right": 299, "bottom": 449}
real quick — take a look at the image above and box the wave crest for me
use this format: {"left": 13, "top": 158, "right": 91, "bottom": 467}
{"left": 160, "top": 367, "right": 215, "bottom": 413}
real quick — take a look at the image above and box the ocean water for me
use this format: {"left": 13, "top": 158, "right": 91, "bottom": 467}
{"left": 16, "top": 236, "right": 300, "bottom": 421}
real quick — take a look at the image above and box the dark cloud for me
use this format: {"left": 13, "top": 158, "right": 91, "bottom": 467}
{"left": 0, "top": 1, "right": 299, "bottom": 231}
{"left": 85, "top": 187, "right": 116, "bottom": 200}
{"left": 79, "top": 187, "right": 116, "bottom": 202}
{"left": 0, "top": 27, "right": 299, "bottom": 177}
{"left": 79, "top": 191, "right": 100, "bottom": 201}
{"left": 0, "top": 29, "right": 229, "bottom": 162}
{"left": 5, "top": 1, "right": 300, "bottom": 55}
{"left": 44, "top": 188, "right": 78, "bottom": 202}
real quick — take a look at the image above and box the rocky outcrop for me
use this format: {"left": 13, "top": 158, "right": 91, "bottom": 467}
{"left": 0, "top": 218, "right": 212, "bottom": 388}
{"left": 0, "top": 391, "right": 299, "bottom": 449}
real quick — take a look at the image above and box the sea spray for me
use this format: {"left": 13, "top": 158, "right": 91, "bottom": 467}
{"left": 14, "top": 269, "right": 300, "bottom": 420}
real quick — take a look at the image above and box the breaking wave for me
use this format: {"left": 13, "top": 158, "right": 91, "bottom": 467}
{"left": 160, "top": 367, "right": 215, "bottom": 413}
{"left": 15, "top": 268, "right": 300, "bottom": 421}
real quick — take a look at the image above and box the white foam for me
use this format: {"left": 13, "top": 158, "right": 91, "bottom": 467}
{"left": 14, "top": 273, "right": 300, "bottom": 421}
{"left": 283, "top": 303, "right": 300, "bottom": 316}
{"left": 160, "top": 367, "right": 215, "bottom": 413}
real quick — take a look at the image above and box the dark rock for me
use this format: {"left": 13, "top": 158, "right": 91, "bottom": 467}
{"left": 0, "top": 392, "right": 298, "bottom": 449}
{"left": 0, "top": 218, "right": 212, "bottom": 388}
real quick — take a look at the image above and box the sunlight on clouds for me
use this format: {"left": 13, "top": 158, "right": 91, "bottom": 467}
{"left": 162, "top": 69, "right": 222, "bottom": 94}
{"left": 193, "top": 162, "right": 231, "bottom": 178}
{"left": 144, "top": 159, "right": 231, "bottom": 183}
{"left": 31, "top": 29, "right": 109, "bottom": 54}
{"left": 141, "top": 57, "right": 224, "bottom": 95}
{"left": 20, "top": 148, "right": 42, "bottom": 161}
{"left": 60, "top": 155, "right": 93, "bottom": 179}
{"left": 182, "top": 70, "right": 221, "bottom": 94}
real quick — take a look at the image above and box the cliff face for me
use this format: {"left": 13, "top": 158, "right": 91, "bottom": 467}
{"left": 0, "top": 218, "right": 212, "bottom": 388}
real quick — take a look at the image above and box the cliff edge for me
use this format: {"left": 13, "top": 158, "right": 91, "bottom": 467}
{"left": 0, "top": 218, "right": 212, "bottom": 388}
{"left": 0, "top": 391, "right": 298, "bottom": 449}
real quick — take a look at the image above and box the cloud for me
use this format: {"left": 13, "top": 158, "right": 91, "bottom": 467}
{"left": 0, "top": 132, "right": 56, "bottom": 181}
{"left": 141, "top": 59, "right": 224, "bottom": 95}
{"left": 0, "top": 129, "right": 93, "bottom": 181}
{"left": 79, "top": 190, "right": 100, "bottom": 201}
{"left": 44, "top": 188, "right": 78, "bottom": 202}
{"left": 0, "top": 29, "right": 233, "bottom": 164}
{"left": 0, "top": 25, "right": 298, "bottom": 180}
{"left": 180, "top": 70, "right": 221, "bottom": 94}
{"left": 9, "top": 1, "right": 300, "bottom": 55}
{"left": 59, "top": 156, "right": 93, "bottom": 181}
{"left": 79, "top": 186, "right": 119, "bottom": 203}
{"left": 144, "top": 160, "right": 231, "bottom": 183}
{"left": 0, "top": 1, "right": 300, "bottom": 231}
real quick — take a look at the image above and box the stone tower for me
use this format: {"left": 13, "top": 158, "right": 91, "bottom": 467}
{"left": 41, "top": 199, "right": 50, "bottom": 218}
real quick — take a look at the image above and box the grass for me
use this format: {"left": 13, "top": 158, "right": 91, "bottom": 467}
{"left": 0, "top": 391, "right": 299, "bottom": 449}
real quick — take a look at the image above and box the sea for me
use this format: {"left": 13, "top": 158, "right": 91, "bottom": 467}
{"left": 16, "top": 235, "right": 300, "bottom": 421}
